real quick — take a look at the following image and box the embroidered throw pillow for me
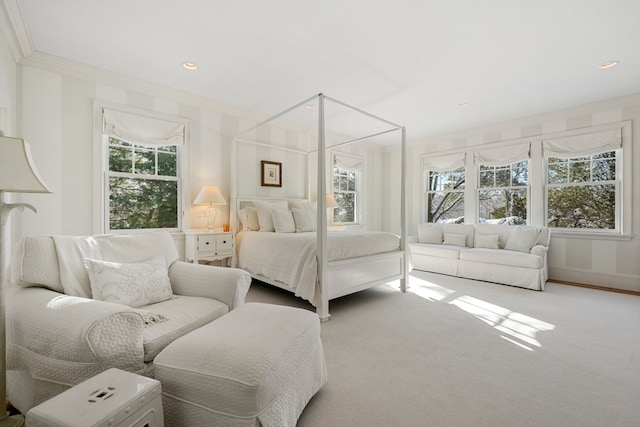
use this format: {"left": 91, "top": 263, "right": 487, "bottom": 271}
{"left": 85, "top": 257, "right": 173, "bottom": 307}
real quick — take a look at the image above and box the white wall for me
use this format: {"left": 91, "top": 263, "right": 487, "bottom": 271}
{"left": 402, "top": 94, "right": 640, "bottom": 293}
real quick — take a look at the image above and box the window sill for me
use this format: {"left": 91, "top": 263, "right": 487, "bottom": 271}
{"left": 550, "top": 230, "right": 634, "bottom": 241}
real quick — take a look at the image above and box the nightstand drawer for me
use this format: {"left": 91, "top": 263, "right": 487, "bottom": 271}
{"left": 216, "top": 235, "right": 233, "bottom": 251}
{"left": 198, "top": 235, "right": 217, "bottom": 252}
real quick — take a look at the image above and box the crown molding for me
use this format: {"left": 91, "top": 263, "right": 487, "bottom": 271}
{"left": 0, "top": 0, "right": 34, "bottom": 62}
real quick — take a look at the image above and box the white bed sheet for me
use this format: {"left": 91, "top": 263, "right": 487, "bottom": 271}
{"left": 236, "top": 230, "right": 400, "bottom": 305}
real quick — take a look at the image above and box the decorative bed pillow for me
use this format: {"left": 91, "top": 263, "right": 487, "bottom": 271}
{"left": 443, "top": 232, "right": 467, "bottom": 247}
{"left": 292, "top": 208, "right": 316, "bottom": 232}
{"left": 254, "top": 200, "right": 288, "bottom": 232}
{"left": 84, "top": 257, "right": 173, "bottom": 307}
{"left": 417, "top": 224, "right": 442, "bottom": 244}
{"left": 237, "top": 209, "right": 249, "bottom": 231}
{"left": 475, "top": 234, "right": 500, "bottom": 249}
{"left": 271, "top": 209, "right": 296, "bottom": 233}
{"left": 245, "top": 206, "right": 260, "bottom": 231}
{"left": 289, "top": 200, "right": 315, "bottom": 211}
{"left": 504, "top": 226, "right": 541, "bottom": 253}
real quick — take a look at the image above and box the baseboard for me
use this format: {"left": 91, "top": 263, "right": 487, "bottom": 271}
{"left": 551, "top": 279, "right": 640, "bottom": 296}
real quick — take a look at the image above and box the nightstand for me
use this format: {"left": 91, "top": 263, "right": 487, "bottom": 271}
{"left": 184, "top": 229, "right": 235, "bottom": 266}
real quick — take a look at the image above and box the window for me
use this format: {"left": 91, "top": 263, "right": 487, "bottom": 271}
{"left": 477, "top": 161, "right": 528, "bottom": 225}
{"left": 107, "top": 137, "right": 180, "bottom": 230}
{"left": 332, "top": 153, "right": 362, "bottom": 224}
{"left": 543, "top": 128, "right": 621, "bottom": 231}
{"left": 423, "top": 152, "right": 466, "bottom": 223}
{"left": 101, "top": 107, "right": 185, "bottom": 232}
{"left": 425, "top": 167, "right": 465, "bottom": 223}
{"left": 546, "top": 151, "right": 617, "bottom": 229}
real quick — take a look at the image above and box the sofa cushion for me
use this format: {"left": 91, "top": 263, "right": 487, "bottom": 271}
{"left": 141, "top": 295, "right": 229, "bottom": 361}
{"left": 504, "top": 226, "right": 542, "bottom": 253}
{"left": 12, "top": 236, "right": 63, "bottom": 293}
{"left": 417, "top": 224, "right": 442, "bottom": 244}
{"left": 459, "top": 248, "right": 543, "bottom": 269}
{"left": 408, "top": 243, "right": 462, "bottom": 260}
{"left": 443, "top": 232, "right": 467, "bottom": 247}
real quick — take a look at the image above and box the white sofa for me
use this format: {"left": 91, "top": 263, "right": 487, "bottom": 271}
{"left": 408, "top": 223, "right": 550, "bottom": 290}
{"left": 6, "top": 231, "right": 252, "bottom": 414}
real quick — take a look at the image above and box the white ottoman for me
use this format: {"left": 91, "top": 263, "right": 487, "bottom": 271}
{"left": 153, "top": 303, "right": 327, "bottom": 427}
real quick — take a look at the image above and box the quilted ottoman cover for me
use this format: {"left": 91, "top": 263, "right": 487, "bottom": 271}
{"left": 154, "top": 302, "right": 327, "bottom": 427}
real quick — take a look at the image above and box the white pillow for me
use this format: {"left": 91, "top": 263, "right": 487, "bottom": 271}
{"left": 417, "top": 224, "right": 442, "bottom": 244}
{"left": 292, "top": 208, "right": 316, "bottom": 232}
{"left": 237, "top": 209, "right": 249, "bottom": 231}
{"left": 254, "top": 200, "right": 288, "bottom": 232}
{"left": 289, "top": 200, "right": 314, "bottom": 211}
{"left": 271, "top": 209, "right": 296, "bottom": 233}
{"left": 475, "top": 234, "right": 500, "bottom": 249}
{"left": 504, "top": 226, "right": 541, "bottom": 253}
{"left": 443, "top": 232, "right": 467, "bottom": 247}
{"left": 85, "top": 257, "right": 173, "bottom": 308}
{"left": 244, "top": 206, "right": 260, "bottom": 231}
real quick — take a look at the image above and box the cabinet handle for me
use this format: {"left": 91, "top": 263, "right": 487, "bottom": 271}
{"left": 205, "top": 241, "right": 210, "bottom": 245}
{"left": 222, "top": 240, "right": 226, "bottom": 244}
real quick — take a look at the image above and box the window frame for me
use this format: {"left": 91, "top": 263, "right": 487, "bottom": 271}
{"left": 104, "top": 136, "right": 183, "bottom": 233}
{"left": 423, "top": 166, "right": 466, "bottom": 223}
{"left": 332, "top": 163, "right": 362, "bottom": 225}
{"left": 476, "top": 160, "right": 530, "bottom": 225}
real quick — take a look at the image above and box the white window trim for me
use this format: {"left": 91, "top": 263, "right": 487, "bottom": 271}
{"left": 539, "top": 121, "right": 631, "bottom": 238}
{"left": 93, "top": 101, "right": 190, "bottom": 234}
{"left": 419, "top": 120, "right": 632, "bottom": 240}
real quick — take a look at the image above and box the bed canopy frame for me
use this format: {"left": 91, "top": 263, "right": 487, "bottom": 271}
{"left": 231, "top": 93, "right": 408, "bottom": 320}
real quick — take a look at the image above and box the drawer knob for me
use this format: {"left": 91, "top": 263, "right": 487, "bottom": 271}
{"left": 205, "top": 242, "right": 210, "bottom": 245}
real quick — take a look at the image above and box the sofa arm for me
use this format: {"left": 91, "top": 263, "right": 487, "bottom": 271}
{"left": 530, "top": 244, "right": 548, "bottom": 258}
{"left": 6, "top": 286, "right": 145, "bottom": 385}
{"left": 168, "top": 261, "right": 251, "bottom": 310}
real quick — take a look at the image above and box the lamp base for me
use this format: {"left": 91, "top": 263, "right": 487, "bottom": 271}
{"left": 0, "top": 414, "right": 24, "bottom": 427}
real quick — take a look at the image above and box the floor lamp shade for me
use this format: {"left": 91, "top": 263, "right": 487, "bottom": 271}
{"left": 1, "top": 136, "right": 51, "bottom": 426}
{"left": 193, "top": 186, "right": 227, "bottom": 231}
{"left": 0, "top": 136, "right": 52, "bottom": 194}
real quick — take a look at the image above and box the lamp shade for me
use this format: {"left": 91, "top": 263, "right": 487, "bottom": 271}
{"left": 326, "top": 193, "right": 338, "bottom": 208}
{"left": 0, "top": 136, "right": 51, "bottom": 193}
{"left": 193, "top": 185, "right": 226, "bottom": 205}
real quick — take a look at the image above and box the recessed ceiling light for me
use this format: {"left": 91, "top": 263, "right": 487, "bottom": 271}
{"left": 457, "top": 102, "right": 469, "bottom": 109}
{"left": 304, "top": 104, "right": 315, "bottom": 110}
{"left": 599, "top": 60, "right": 619, "bottom": 70}
{"left": 182, "top": 62, "right": 198, "bottom": 70}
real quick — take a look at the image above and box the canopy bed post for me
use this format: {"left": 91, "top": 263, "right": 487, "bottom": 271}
{"left": 400, "top": 126, "right": 408, "bottom": 293}
{"left": 316, "top": 93, "right": 330, "bottom": 321}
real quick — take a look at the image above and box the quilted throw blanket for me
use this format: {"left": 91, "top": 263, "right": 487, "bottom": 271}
{"left": 51, "top": 232, "right": 179, "bottom": 325}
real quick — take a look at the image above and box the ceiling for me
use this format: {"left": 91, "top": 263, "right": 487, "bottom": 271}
{"left": 14, "top": 0, "right": 640, "bottom": 142}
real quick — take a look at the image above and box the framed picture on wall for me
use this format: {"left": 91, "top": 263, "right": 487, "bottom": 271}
{"left": 261, "top": 160, "right": 282, "bottom": 187}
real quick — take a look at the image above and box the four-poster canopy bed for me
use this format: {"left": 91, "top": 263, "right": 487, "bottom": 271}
{"left": 230, "top": 93, "right": 408, "bottom": 321}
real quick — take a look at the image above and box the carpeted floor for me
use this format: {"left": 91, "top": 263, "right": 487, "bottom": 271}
{"left": 246, "top": 271, "right": 640, "bottom": 427}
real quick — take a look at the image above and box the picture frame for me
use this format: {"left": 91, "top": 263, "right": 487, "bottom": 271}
{"left": 261, "top": 160, "right": 282, "bottom": 187}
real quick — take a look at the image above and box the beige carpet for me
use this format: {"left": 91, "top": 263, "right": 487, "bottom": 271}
{"left": 246, "top": 270, "right": 640, "bottom": 427}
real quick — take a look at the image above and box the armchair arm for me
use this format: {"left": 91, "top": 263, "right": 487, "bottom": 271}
{"left": 6, "top": 286, "right": 145, "bottom": 385}
{"left": 168, "top": 261, "right": 251, "bottom": 310}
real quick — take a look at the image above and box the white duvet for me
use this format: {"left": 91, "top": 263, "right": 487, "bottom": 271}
{"left": 236, "top": 230, "right": 400, "bottom": 305}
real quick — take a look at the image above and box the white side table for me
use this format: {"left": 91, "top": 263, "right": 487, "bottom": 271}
{"left": 184, "top": 229, "right": 235, "bottom": 266}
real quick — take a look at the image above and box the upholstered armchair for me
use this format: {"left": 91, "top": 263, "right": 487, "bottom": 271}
{"left": 5, "top": 230, "right": 251, "bottom": 414}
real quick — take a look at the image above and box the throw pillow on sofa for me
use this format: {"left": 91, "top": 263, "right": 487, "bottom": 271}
{"left": 475, "top": 234, "right": 500, "bottom": 249}
{"left": 504, "top": 227, "right": 541, "bottom": 253}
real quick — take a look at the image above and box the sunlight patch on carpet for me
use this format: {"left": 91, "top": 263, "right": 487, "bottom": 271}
{"left": 450, "top": 295, "right": 555, "bottom": 350}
